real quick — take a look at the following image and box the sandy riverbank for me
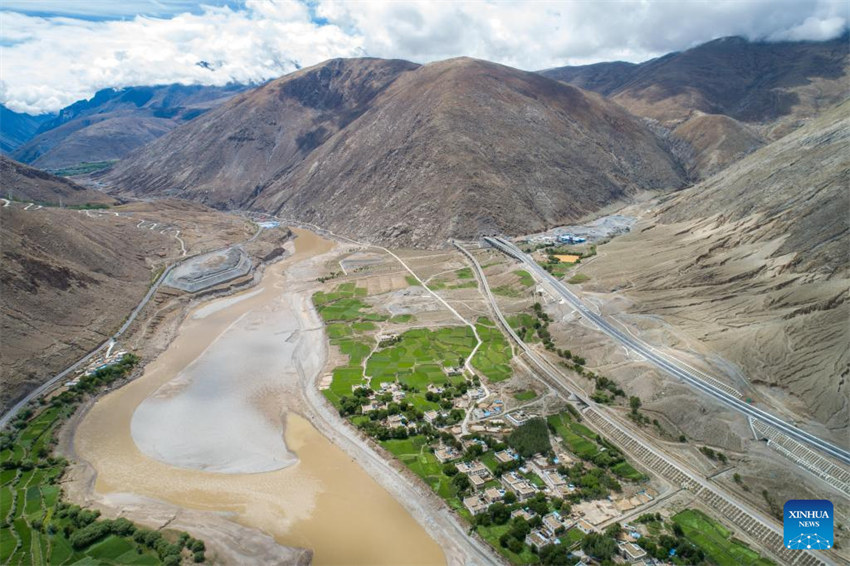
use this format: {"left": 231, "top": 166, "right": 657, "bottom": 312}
{"left": 71, "top": 229, "right": 449, "bottom": 565}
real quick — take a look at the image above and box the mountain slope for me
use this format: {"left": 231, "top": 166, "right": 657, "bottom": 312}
{"left": 106, "top": 57, "right": 686, "bottom": 246}
{"left": 0, "top": 105, "right": 50, "bottom": 154}
{"left": 581, "top": 100, "right": 850, "bottom": 439}
{"left": 0, "top": 187, "right": 172, "bottom": 413}
{"left": 0, "top": 156, "right": 115, "bottom": 205}
{"left": 542, "top": 35, "right": 849, "bottom": 129}
{"left": 104, "top": 58, "right": 420, "bottom": 208}
{"left": 671, "top": 113, "right": 765, "bottom": 178}
{"left": 11, "top": 84, "right": 248, "bottom": 169}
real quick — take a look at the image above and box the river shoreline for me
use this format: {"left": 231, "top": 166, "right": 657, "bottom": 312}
{"left": 63, "top": 227, "right": 503, "bottom": 566}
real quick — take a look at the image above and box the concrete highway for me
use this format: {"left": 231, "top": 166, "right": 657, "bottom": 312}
{"left": 484, "top": 236, "right": 850, "bottom": 467}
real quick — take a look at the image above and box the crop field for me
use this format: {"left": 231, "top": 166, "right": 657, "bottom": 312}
{"left": 471, "top": 319, "right": 513, "bottom": 382}
{"left": 366, "top": 326, "right": 476, "bottom": 388}
{"left": 548, "top": 412, "right": 599, "bottom": 459}
{"left": 382, "top": 436, "right": 460, "bottom": 501}
{"left": 673, "top": 510, "right": 775, "bottom": 566}
{"left": 0, "top": 355, "right": 207, "bottom": 566}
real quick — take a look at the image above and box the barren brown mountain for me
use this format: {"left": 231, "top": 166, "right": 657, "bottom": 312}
{"left": 542, "top": 35, "right": 849, "bottom": 179}
{"left": 0, "top": 204, "right": 172, "bottom": 413}
{"left": 11, "top": 84, "right": 248, "bottom": 169}
{"left": 105, "top": 57, "right": 686, "bottom": 246}
{"left": 580, "top": 100, "right": 850, "bottom": 442}
{"left": 671, "top": 113, "right": 765, "bottom": 178}
{"left": 0, "top": 182, "right": 261, "bottom": 414}
{"left": 541, "top": 35, "right": 849, "bottom": 129}
{"left": 0, "top": 156, "right": 115, "bottom": 205}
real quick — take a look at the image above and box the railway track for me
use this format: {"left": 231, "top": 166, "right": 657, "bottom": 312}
{"left": 454, "top": 240, "right": 834, "bottom": 566}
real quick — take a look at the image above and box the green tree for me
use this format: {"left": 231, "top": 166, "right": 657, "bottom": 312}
{"left": 581, "top": 533, "right": 617, "bottom": 561}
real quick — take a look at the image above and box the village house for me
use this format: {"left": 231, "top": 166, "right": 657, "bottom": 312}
{"left": 541, "top": 469, "right": 568, "bottom": 493}
{"left": 533, "top": 455, "right": 556, "bottom": 470}
{"left": 510, "top": 507, "right": 536, "bottom": 521}
{"left": 495, "top": 448, "right": 519, "bottom": 464}
{"left": 576, "top": 518, "right": 596, "bottom": 534}
{"left": 500, "top": 472, "right": 538, "bottom": 501}
{"left": 463, "top": 494, "right": 489, "bottom": 515}
{"left": 423, "top": 410, "right": 440, "bottom": 423}
{"left": 456, "top": 460, "right": 491, "bottom": 478}
{"left": 386, "top": 414, "right": 406, "bottom": 428}
{"left": 434, "top": 445, "right": 461, "bottom": 463}
{"left": 554, "top": 451, "right": 574, "bottom": 466}
{"left": 524, "top": 529, "right": 551, "bottom": 551}
{"left": 506, "top": 410, "right": 534, "bottom": 426}
{"left": 484, "top": 487, "right": 504, "bottom": 504}
{"left": 541, "top": 511, "right": 570, "bottom": 537}
{"left": 619, "top": 541, "right": 648, "bottom": 563}
{"left": 469, "top": 474, "right": 487, "bottom": 490}
{"left": 461, "top": 438, "right": 489, "bottom": 452}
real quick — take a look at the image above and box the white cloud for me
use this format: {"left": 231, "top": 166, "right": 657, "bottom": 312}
{"left": 0, "top": 0, "right": 846, "bottom": 113}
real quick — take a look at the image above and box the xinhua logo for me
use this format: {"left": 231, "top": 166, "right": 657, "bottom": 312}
{"left": 784, "top": 499, "right": 833, "bottom": 550}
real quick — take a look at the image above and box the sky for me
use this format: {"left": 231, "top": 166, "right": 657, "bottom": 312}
{"left": 1, "top": 0, "right": 847, "bottom": 114}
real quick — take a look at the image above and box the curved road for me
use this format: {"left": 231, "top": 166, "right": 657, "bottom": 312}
{"left": 484, "top": 236, "right": 850, "bottom": 467}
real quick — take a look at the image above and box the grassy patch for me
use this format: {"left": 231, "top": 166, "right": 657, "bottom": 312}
{"left": 455, "top": 267, "right": 474, "bottom": 279}
{"left": 367, "top": 327, "right": 476, "bottom": 388}
{"left": 673, "top": 509, "right": 775, "bottom": 566}
{"left": 505, "top": 313, "right": 539, "bottom": 343}
{"left": 513, "top": 390, "right": 537, "bottom": 402}
{"left": 389, "top": 314, "right": 415, "bottom": 324}
{"left": 567, "top": 273, "right": 590, "bottom": 284}
{"left": 476, "top": 523, "right": 539, "bottom": 564}
{"left": 405, "top": 275, "right": 420, "bottom": 286}
{"left": 382, "top": 436, "right": 461, "bottom": 503}
{"left": 611, "top": 461, "right": 646, "bottom": 482}
{"left": 491, "top": 285, "right": 521, "bottom": 298}
{"left": 514, "top": 270, "right": 534, "bottom": 287}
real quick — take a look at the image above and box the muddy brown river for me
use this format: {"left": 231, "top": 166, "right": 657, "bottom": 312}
{"left": 74, "top": 229, "right": 445, "bottom": 565}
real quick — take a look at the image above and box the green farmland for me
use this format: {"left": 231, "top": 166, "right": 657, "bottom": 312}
{"left": 673, "top": 509, "right": 775, "bottom": 566}
{"left": 0, "top": 355, "right": 207, "bottom": 565}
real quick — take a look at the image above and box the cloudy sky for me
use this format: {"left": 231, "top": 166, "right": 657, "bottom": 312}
{"left": 2, "top": 0, "right": 847, "bottom": 113}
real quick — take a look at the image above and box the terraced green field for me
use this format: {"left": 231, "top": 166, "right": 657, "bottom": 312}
{"left": 673, "top": 510, "right": 775, "bottom": 566}
{"left": 0, "top": 355, "right": 207, "bottom": 565}
{"left": 548, "top": 412, "right": 599, "bottom": 459}
{"left": 471, "top": 319, "right": 512, "bottom": 382}
{"left": 366, "top": 326, "right": 475, "bottom": 387}
{"left": 382, "top": 436, "right": 460, "bottom": 501}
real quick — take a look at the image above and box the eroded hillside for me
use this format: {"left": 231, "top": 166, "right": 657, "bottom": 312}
{"left": 105, "top": 57, "right": 686, "bottom": 246}
{"left": 579, "top": 101, "right": 849, "bottom": 441}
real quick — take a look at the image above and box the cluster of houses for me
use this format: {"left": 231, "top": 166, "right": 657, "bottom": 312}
{"left": 64, "top": 348, "right": 129, "bottom": 388}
